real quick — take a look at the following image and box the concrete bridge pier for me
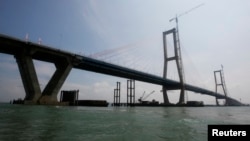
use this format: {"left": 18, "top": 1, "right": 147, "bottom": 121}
{"left": 15, "top": 50, "right": 73, "bottom": 105}
{"left": 15, "top": 54, "right": 42, "bottom": 104}
{"left": 38, "top": 59, "right": 72, "bottom": 105}
{"left": 162, "top": 87, "right": 170, "bottom": 105}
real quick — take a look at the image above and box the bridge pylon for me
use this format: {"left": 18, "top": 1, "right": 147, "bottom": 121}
{"left": 162, "top": 28, "right": 185, "bottom": 105}
{"left": 214, "top": 66, "right": 228, "bottom": 106}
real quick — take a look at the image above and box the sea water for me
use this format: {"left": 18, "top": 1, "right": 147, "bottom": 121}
{"left": 0, "top": 104, "right": 250, "bottom": 141}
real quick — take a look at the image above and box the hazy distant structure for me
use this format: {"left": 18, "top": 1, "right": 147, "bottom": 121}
{"left": 127, "top": 79, "right": 135, "bottom": 106}
{"left": 113, "top": 81, "right": 121, "bottom": 106}
{"left": 214, "top": 65, "right": 229, "bottom": 106}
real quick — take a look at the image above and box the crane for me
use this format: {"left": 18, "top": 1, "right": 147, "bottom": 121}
{"left": 169, "top": 3, "right": 205, "bottom": 22}
{"left": 138, "top": 90, "right": 155, "bottom": 103}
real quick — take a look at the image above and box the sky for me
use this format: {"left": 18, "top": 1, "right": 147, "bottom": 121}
{"left": 0, "top": 0, "right": 250, "bottom": 105}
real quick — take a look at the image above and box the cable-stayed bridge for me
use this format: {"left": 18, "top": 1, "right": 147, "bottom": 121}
{"left": 0, "top": 32, "right": 242, "bottom": 106}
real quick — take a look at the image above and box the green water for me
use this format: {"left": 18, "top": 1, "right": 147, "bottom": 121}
{"left": 0, "top": 104, "right": 250, "bottom": 141}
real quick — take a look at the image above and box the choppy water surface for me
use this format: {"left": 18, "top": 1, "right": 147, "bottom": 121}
{"left": 0, "top": 104, "right": 250, "bottom": 141}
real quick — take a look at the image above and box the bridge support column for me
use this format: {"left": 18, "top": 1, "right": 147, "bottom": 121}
{"left": 127, "top": 79, "right": 135, "bottom": 106}
{"left": 38, "top": 60, "right": 72, "bottom": 105}
{"left": 162, "top": 28, "right": 185, "bottom": 105}
{"left": 162, "top": 87, "right": 170, "bottom": 105}
{"left": 15, "top": 54, "right": 42, "bottom": 104}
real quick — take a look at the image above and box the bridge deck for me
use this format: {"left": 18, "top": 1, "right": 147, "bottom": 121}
{"left": 0, "top": 34, "right": 242, "bottom": 105}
